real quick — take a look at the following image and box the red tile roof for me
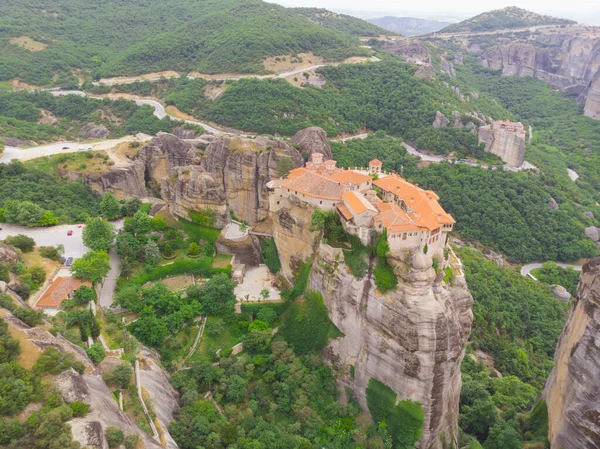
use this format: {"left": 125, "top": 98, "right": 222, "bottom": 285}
{"left": 37, "top": 277, "right": 92, "bottom": 308}
{"left": 370, "top": 159, "right": 383, "bottom": 166}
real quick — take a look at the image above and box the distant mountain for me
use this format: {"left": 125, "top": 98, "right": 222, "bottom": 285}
{"left": 293, "top": 8, "right": 389, "bottom": 36}
{"left": 440, "top": 6, "right": 575, "bottom": 33}
{"left": 368, "top": 16, "right": 452, "bottom": 36}
{"left": 0, "top": 0, "right": 374, "bottom": 86}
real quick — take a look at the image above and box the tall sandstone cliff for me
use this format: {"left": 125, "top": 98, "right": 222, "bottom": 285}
{"left": 271, "top": 199, "right": 473, "bottom": 449}
{"left": 544, "top": 257, "right": 600, "bottom": 449}
{"left": 477, "top": 30, "right": 600, "bottom": 119}
{"left": 82, "top": 133, "right": 303, "bottom": 226}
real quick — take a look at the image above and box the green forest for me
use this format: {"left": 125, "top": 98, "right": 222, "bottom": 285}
{"left": 0, "top": 90, "right": 185, "bottom": 142}
{"left": 0, "top": 0, "right": 370, "bottom": 85}
{"left": 0, "top": 161, "right": 100, "bottom": 224}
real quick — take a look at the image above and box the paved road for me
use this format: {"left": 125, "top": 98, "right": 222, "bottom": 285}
{"left": 0, "top": 135, "right": 148, "bottom": 163}
{"left": 0, "top": 223, "right": 89, "bottom": 259}
{"left": 520, "top": 262, "right": 583, "bottom": 280}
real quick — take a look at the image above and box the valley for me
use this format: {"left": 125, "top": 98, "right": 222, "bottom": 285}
{"left": 0, "top": 2, "right": 600, "bottom": 449}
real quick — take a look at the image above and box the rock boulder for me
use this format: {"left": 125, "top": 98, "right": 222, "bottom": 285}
{"left": 0, "top": 244, "right": 19, "bottom": 264}
{"left": 432, "top": 111, "right": 450, "bottom": 129}
{"left": 80, "top": 123, "right": 110, "bottom": 139}
{"left": 291, "top": 127, "right": 332, "bottom": 161}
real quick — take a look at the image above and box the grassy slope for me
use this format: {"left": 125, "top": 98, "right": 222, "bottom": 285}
{"left": 440, "top": 7, "right": 575, "bottom": 33}
{"left": 0, "top": 0, "right": 370, "bottom": 84}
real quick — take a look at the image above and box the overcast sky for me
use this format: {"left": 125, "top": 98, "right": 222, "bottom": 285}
{"left": 271, "top": 0, "right": 600, "bottom": 25}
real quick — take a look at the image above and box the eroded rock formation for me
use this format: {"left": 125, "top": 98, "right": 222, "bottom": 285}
{"left": 77, "top": 132, "right": 304, "bottom": 226}
{"left": 271, "top": 201, "right": 473, "bottom": 448}
{"left": 306, "top": 244, "right": 473, "bottom": 449}
{"left": 478, "top": 121, "right": 526, "bottom": 166}
{"left": 291, "top": 127, "right": 332, "bottom": 161}
{"left": 0, "top": 310, "right": 165, "bottom": 449}
{"left": 544, "top": 257, "right": 600, "bottom": 448}
{"left": 584, "top": 71, "right": 600, "bottom": 119}
{"left": 476, "top": 29, "right": 600, "bottom": 119}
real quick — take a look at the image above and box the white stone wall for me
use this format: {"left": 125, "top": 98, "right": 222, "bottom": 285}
{"left": 270, "top": 187, "right": 339, "bottom": 212}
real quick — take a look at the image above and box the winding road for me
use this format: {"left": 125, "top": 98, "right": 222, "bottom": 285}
{"left": 520, "top": 262, "right": 583, "bottom": 281}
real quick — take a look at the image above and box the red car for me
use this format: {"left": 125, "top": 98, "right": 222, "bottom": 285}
{"left": 67, "top": 230, "right": 73, "bottom": 236}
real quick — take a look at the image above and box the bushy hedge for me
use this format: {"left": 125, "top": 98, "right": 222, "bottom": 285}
{"left": 132, "top": 258, "right": 231, "bottom": 285}
{"left": 240, "top": 302, "right": 289, "bottom": 318}
{"left": 260, "top": 237, "right": 281, "bottom": 274}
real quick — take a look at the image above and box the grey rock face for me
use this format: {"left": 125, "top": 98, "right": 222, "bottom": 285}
{"left": 544, "top": 257, "right": 600, "bottom": 448}
{"left": 548, "top": 198, "right": 559, "bottom": 210}
{"left": 381, "top": 39, "right": 431, "bottom": 65}
{"left": 0, "top": 136, "right": 30, "bottom": 147}
{"left": 477, "top": 122, "right": 525, "bottom": 167}
{"left": 306, "top": 244, "right": 473, "bottom": 449}
{"left": 80, "top": 123, "right": 110, "bottom": 139}
{"left": 584, "top": 211, "right": 595, "bottom": 219}
{"left": 0, "top": 244, "right": 19, "bottom": 264}
{"left": 440, "top": 58, "right": 456, "bottom": 77}
{"left": 216, "top": 232, "right": 263, "bottom": 266}
{"left": 173, "top": 126, "right": 197, "bottom": 140}
{"left": 291, "top": 127, "right": 332, "bottom": 161}
{"left": 414, "top": 64, "right": 436, "bottom": 79}
{"left": 585, "top": 226, "right": 600, "bottom": 242}
{"left": 584, "top": 71, "right": 600, "bottom": 120}
{"left": 551, "top": 285, "right": 571, "bottom": 302}
{"left": 432, "top": 111, "right": 450, "bottom": 128}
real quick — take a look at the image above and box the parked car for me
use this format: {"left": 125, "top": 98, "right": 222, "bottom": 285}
{"left": 65, "top": 257, "right": 73, "bottom": 267}
{"left": 62, "top": 146, "right": 70, "bottom": 150}
{"left": 67, "top": 230, "right": 73, "bottom": 236}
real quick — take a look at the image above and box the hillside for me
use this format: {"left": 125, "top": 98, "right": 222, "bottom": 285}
{"left": 368, "top": 16, "right": 452, "bottom": 36}
{"left": 440, "top": 6, "right": 575, "bottom": 33}
{"left": 293, "top": 8, "right": 388, "bottom": 36}
{"left": 0, "top": 0, "right": 371, "bottom": 86}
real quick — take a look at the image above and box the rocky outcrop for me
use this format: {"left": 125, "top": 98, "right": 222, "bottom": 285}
{"left": 478, "top": 121, "right": 525, "bottom": 166}
{"left": 291, "top": 127, "right": 332, "bottom": 161}
{"left": 75, "top": 132, "right": 303, "bottom": 226}
{"left": 440, "top": 58, "right": 456, "bottom": 77}
{"left": 584, "top": 71, "right": 600, "bottom": 119}
{"left": 551, "top": 285, "right": 571, "bottom": 302}
{"left": 544, "top": 257, "right": 600, "bottom": 448}
{"left": 271, "top": 195, "right": 320, "bottom": 280}
{"left": 0, "top": 244, "right": 19, "bottom": 264}
{"left": 585, "top": 226, "right": 600, "bottom": 242}
{"left": 477, "top": 31, "right": 600, "bottom": 120}
{"left": 381, "top": 39, "right": 431, "bottom": 65}
{"left": 80, "top": 123, "right": 110, "bottom": 139}
{"left": 216, "top": 231, "right": 263, "bottom": 266}
{"left": 415, "top": 64, "right": 436, "bottom": 79}
{"left": 432, "top": 111, "right": 450, "bottom": 128}
{"left": 0, "top": 136, "right": 30, "bottom": 147}
{"left": 308, "top": 244, "right": 473, "bottom": 449}
{"left": 0, "top": 310, "right": 164, "bottom": 449}
{"left": 173, "top": 127, "right": 197, "bottom": 140}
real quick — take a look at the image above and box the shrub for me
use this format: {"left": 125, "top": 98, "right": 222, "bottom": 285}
{"left": 187, "top": 242, "right": 200, "bottom": 257}
{"left": 107, "top": 363, "right": 134, "bottom": 389}
{"left": 13, "top": 307, "right": 43, "bottom": 326}
{"left": 0, "top": 293, "right": 15, "bottom": 311}
{"left": 374, "top": 260, "right": 397, "bottom": 293}
{"left": 0, "top": 419, "right": 24, "bottom": 445}
{"left": 39, "top": 246, "right": 63, "bottom": 261}
{"left": 0, "top": 264, "right": 9, "bottom": 282}
{"left": 188, "top": 209, "right": 217, "bottom": 228}
{"left": 281, "top": 260, "right": 311, "bottom": 300}
{"left": 260, "top": 237, "right": 281, "bottom": 273}
{"left": 106, "top": 426, "right": 125, "bottom": 448}
{"left": 124, "top": 434, "right": 140, "bottom": 449}
{"left": 14, "top": 284, "right": 30, "bottom": 300}
{"left": 86, "top": 343, "right": 106, "bottom": 364}
{"left": 70, "top": 401, "right": 90, "bottom": 417}
{"left": 4, "top": 234, "right": 35, "bottom": 252}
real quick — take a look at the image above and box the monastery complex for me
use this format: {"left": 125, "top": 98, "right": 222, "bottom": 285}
{"left": 268, "top": 153, "right": 454, "bottom": 259}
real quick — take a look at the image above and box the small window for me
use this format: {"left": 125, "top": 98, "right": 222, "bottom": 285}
{"left": 403, "top": 233, "right": 407, "bottom": 240}
{"left": 277, "top": 201, "right": 280, "bottom": 205}
{"left": 320, "top": 201, "right": 322, "bottom": 205}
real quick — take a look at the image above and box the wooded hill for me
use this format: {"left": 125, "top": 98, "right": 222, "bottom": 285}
{"left": 0, "top": 0, "right": 374, "bottom": 86}
{"left": 440, "top": 6, "right": 575, "bottom": 33}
